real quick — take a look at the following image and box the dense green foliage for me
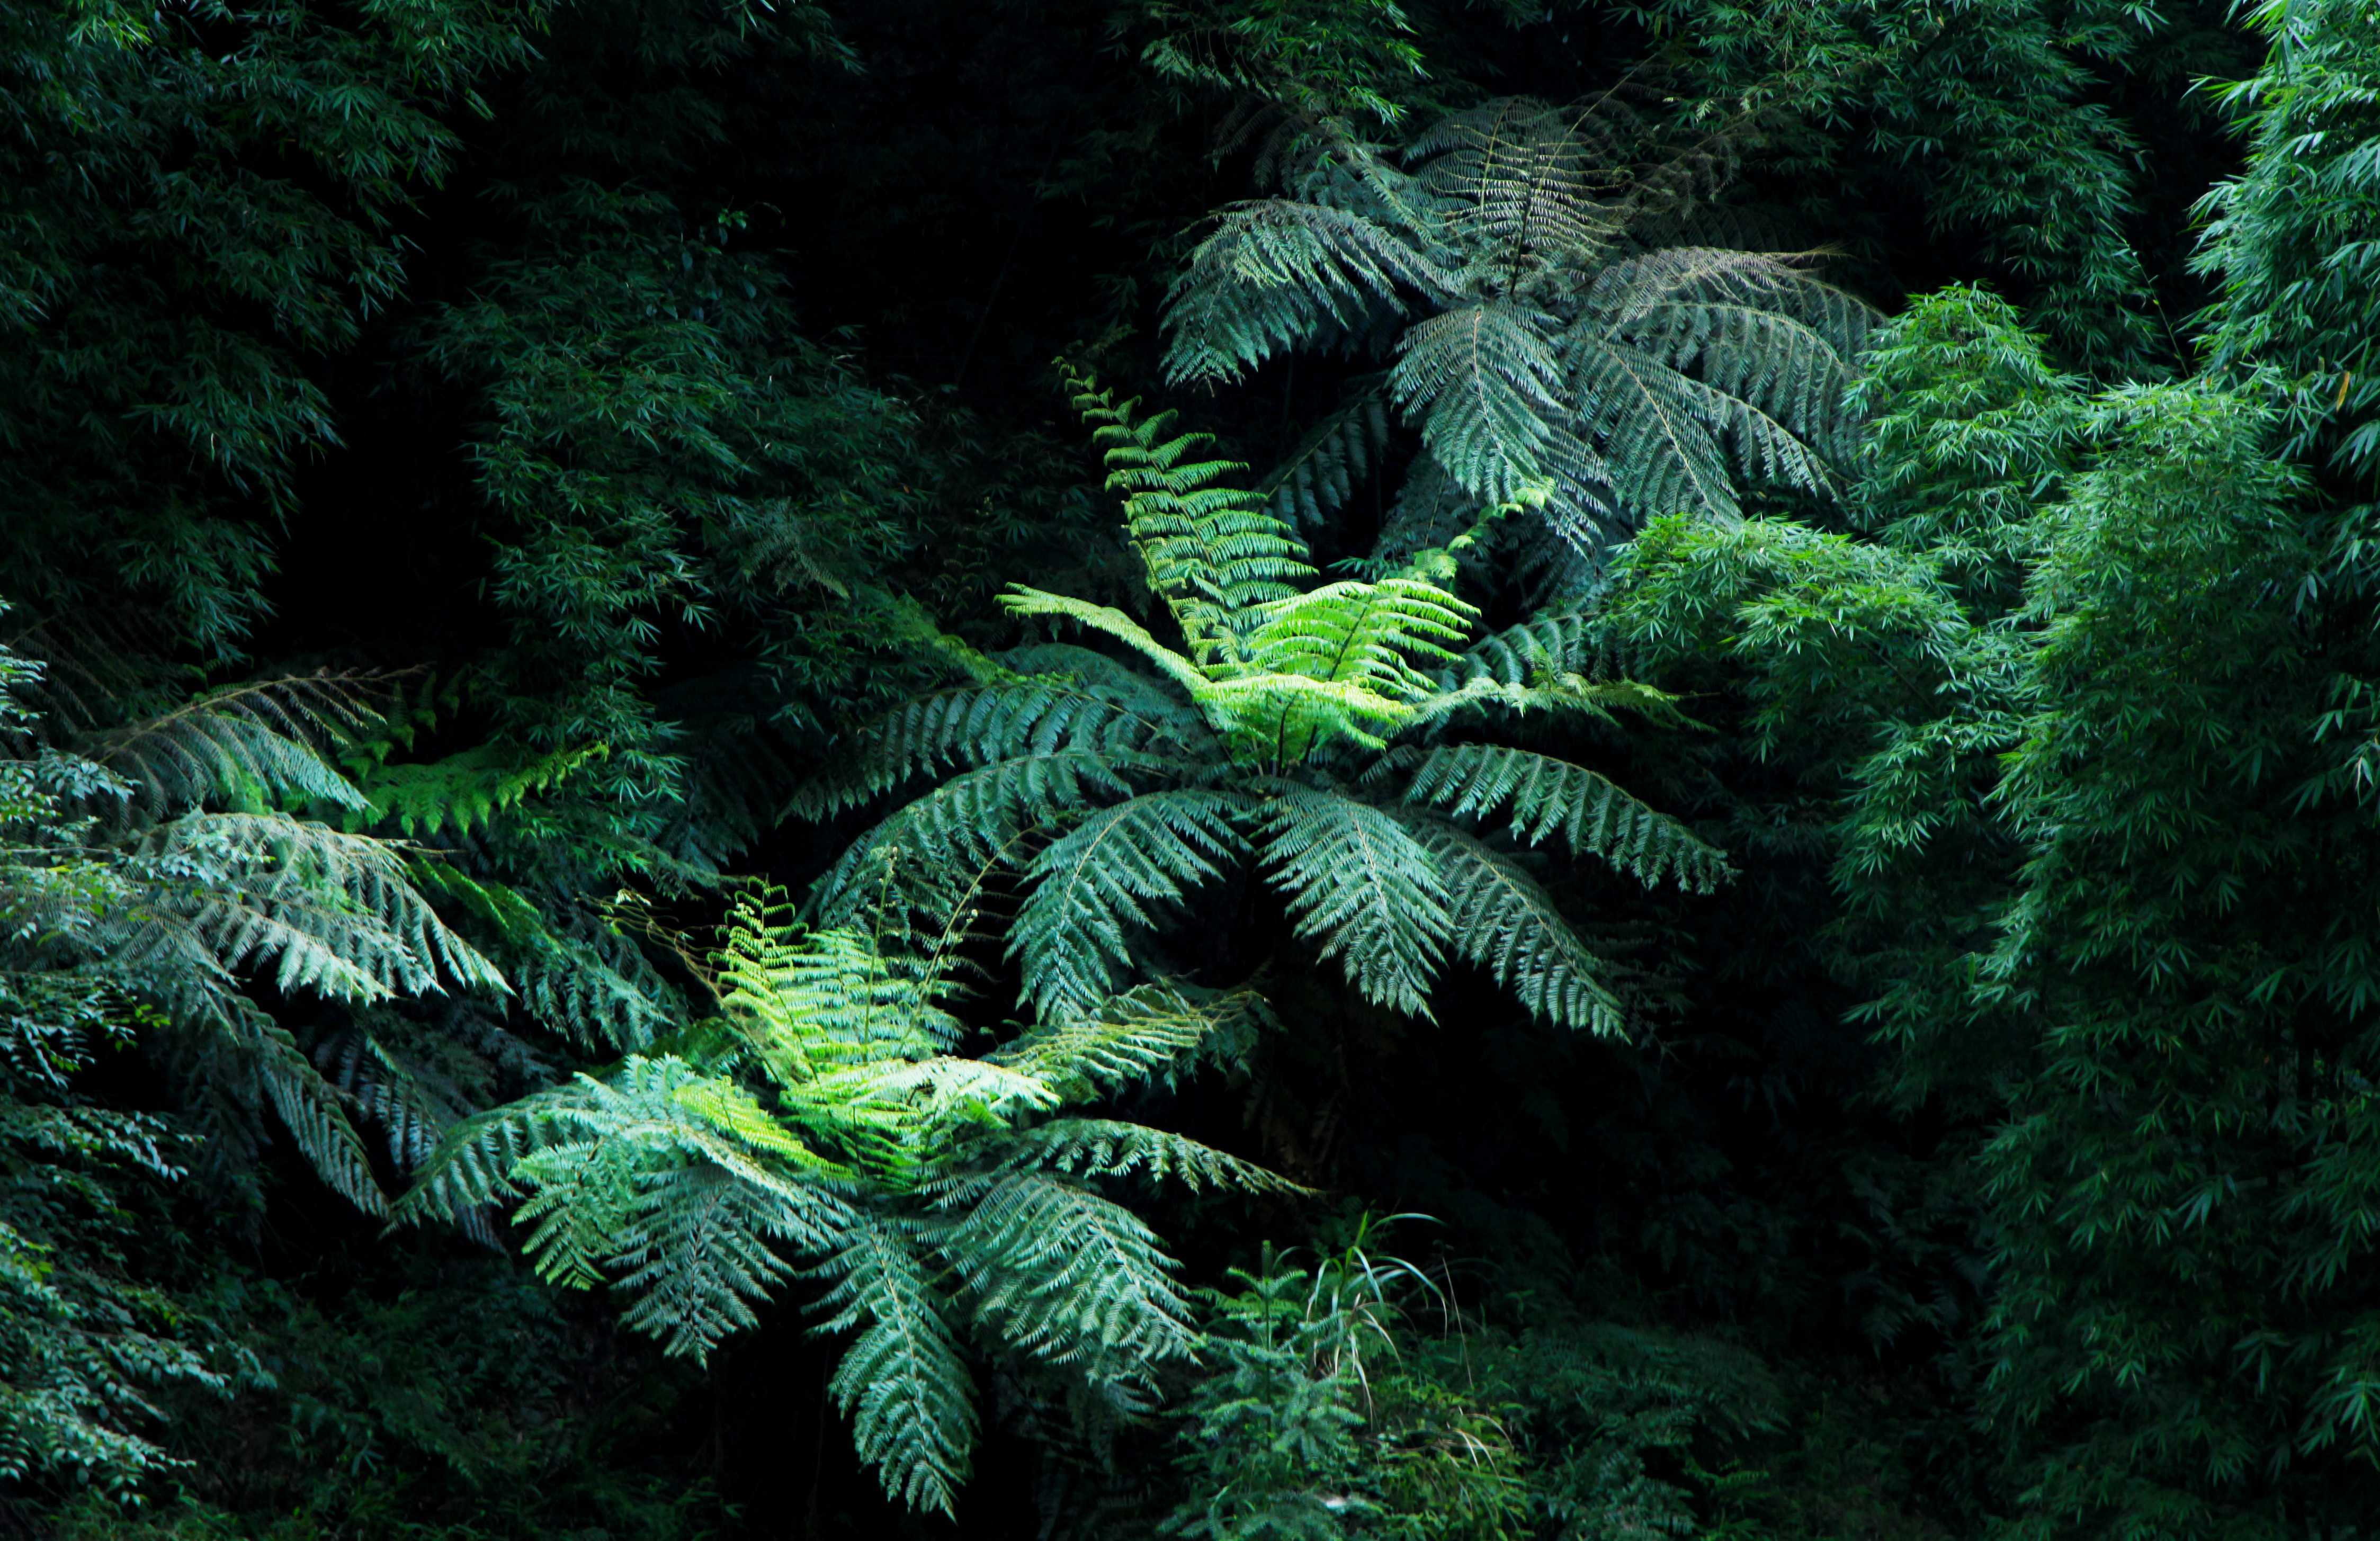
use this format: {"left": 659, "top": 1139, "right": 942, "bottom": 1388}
{"left": 5, "top": 0, "right": 2377, "bottom": 1536}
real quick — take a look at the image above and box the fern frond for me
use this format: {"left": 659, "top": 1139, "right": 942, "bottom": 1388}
{"left": 718, "top": 903, "right": 963, "bottom": 1067}
{"left": 1259, "top": 388, "right": 1394, "bottom": 531}
{"left": 795, "top": 680, "right": 1183, "bottom": 819}
{"left": 1164, "top": 201, "right": 1446, "bottom": 383}
{"left": 1409, "top": 97, "right": 1622, "bottom": 263}
{"left": 131, "top": 812, "right": 507, "bottom": 1002}
{"left": 85, "top": 672, "right": 389, "bottom": 821}
{"left": 1196, "top": 670, "right": 1418, "bottom": 760}
{"left": 1257, "top": 787, "right": 1448, "bottom": 1016}
{"left": 353, "top": 741, "right": 601, "bottom": 839}
{"left": 998, "top": 588, "right": 1215, "bottom": 699}
{"left": 808, "top": 751, "right": 1129, "bottom": 938}
{"left": 250, "top": 1020, "right": 386, "bottom": 1213}
{"left": 1064, "top": 373, "right": 1318, "bottom": 656}
{"left": 1392, "top": 301, "right": 1568, "bottom": 507}
{"left": 1407, "top": 820, "right": 1624, "bottom": 1034}
{"left": 1450, "top": 611, "right": 1605, "bottom": 682}
{"left": 809, "top": 1207, "right": 976, "bottom": 1517}
{"left": 391, "top": 1081, "right": 580, "bottom": 1228}
{"left": 1402, "top": 743, "right": 1730, "bottom": 892}
{"left": 936, "top": 1173, "right": 1200, "bottom": 1385}
{"left": 1247, "top": 578, "right": 1478, "bottom": 694}
{"left": 1012, "top": 791, "right": 1254, "bottom": 1022}
{"left": 985, "top": 982, "right": 1265, "bottom": 1101}
{"left": 979, "top": 1118, "right": 1299, "bottom": 1194}
{"left": 610, "top": 1159, "right": 853, "bottom": 1359}
{"left": 1562, "top": 332, "right": 1742, "bottom": 524}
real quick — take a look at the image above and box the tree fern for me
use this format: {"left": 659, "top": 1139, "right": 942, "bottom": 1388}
{"left": 799, "top": 383, "right": 1728, "bottom": 1036}
{"left": 398, "top": 891, "right": 1285, "bottom": 1515}
{"left": 1165, "top": 96, "right": 1877, "bottom": 572}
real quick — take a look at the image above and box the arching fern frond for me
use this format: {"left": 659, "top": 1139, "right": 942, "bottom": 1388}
{"left": 979, "top": 1117, "right": 1303, "bottom": 1194}
{"left": 1258, "top": 787, "right": 1448, "bottom": 1016}
{"left": 1392, "top": 300, "right": 1568, "bottom": 508}
{"left": 1012, "top": 791, "right": 1254, "bottom": 1022}
{"left": 1408, "top": 820, "right": 1625, "bottom": 1035}
{"left": 83, "top": 671, "right": 390, "bottom": 822}
{"left": 1164, "top": 201, "right": 1444, "bottom": 384}
{"left": 935, "top": 1172, "right": 1199, "bottom": 1387}
{"left": 809, "top": 1207, "right": 976, "bottom": 1517}
{"left": 352, "top": 741, "right": 602, "bottom": 839}
{"left": 807, "top": 750, "right": 1129, "bottom": 942}
{"left": 1403, "top": 743, "right": 1729, "bottom": 892}
{"left": 985, "top": 982, "right": 1266, "bottom": 1100}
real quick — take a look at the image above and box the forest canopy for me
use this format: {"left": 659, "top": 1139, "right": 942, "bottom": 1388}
{"left": 3, "top": 0, "right": 2378, "bottom": 1537}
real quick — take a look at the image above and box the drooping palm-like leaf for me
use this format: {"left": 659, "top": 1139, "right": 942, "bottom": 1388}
{"left": 1165, "top": 97, "right": 1878, "bottom": 574}
{"left": 801, "top": 378, "right": 1729, "bottom": 1034}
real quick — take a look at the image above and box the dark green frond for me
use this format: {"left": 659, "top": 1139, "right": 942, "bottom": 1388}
{"left": 1402, "top": 743, "right": 1730, "bottom": 892}
{"left": 985, "top": 982, "right": 1268, "bottom": 1101}
{"left": 1012, "top": 791, "right": 1255, "bottom": 1022}
{"left": 936, "top": 1172, "right": 1199, "bottom": 1385}
{"left": 979, "top": 1118, "right": 1299, "bottom": 1194}
{"left": 1408, "top": 819, "right": 1625, "bottom": 1035}
{"left": 1257, "top": 787, "right": 1448, "bottom": 1016}
{"left": 809, "top": 1208, "right": 976, "bottom": 1517}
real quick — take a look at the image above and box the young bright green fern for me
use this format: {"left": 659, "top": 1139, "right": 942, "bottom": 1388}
{"left": 796, "top": 374, "right": 1730, "bottom": 1033}
{"left": 397, "top": 886, "right": 1288, "bottom": 1517}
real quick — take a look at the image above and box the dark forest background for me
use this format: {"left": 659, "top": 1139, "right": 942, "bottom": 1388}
{"left": 5, "top": 1, "right": 2378, "bottom": 1537}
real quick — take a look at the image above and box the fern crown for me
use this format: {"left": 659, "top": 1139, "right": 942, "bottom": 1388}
{"left": 398, "top": 888, "right": 1288, "bottom": 1517}
{"left": 799, "top": 377, "right": 1731, "bottom": 1032}
{"left": 1164, "top": 96, "right": 1878, "bottom": 571}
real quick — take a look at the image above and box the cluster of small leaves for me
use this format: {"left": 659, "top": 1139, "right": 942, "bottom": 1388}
{"left": 1611, "top": 269, "right": 2380, "bottom": 1536}
{"left": 0, "top": 0, "right": 556, "bottom": 658}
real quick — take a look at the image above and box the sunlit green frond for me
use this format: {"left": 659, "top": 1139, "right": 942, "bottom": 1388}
{"left": 1247, "top": 578, "right": 1477, "bottom": 693}
{"left": 1403, "top": 743, "right": 1730, "bottom": 891}
{"left": 1408, "top": 820, "right": 1625, "bottom": 1034}
{"left": 1064, "top": 372, "right": 1317, "bottom": 654}
{"left": 985, "top": 982, "right": 1267, "bottom": 1101}
{"left": 353, "top": 741, "right": 600, "bottom": 838}
{"left": 1012, "top": 791, "right": 1254, "bottom": 1022}
{"left": 980, "top": 1118, "right": 1299, "bottom": 1194}
{"left": 1258, "top": 787, "right": 1448, "bottom": 1016}
{"left": 809, "top": 1207, "right": 976, "bottom": 1517}
{"left": 717, "top": 897, "right": 963, "bottom": 1066}
{"left": 998, "top": 587, "right": 1215, "bottom": 698}
{"left": 1196, "top": 670, "right": 1418, "bottom": 760}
